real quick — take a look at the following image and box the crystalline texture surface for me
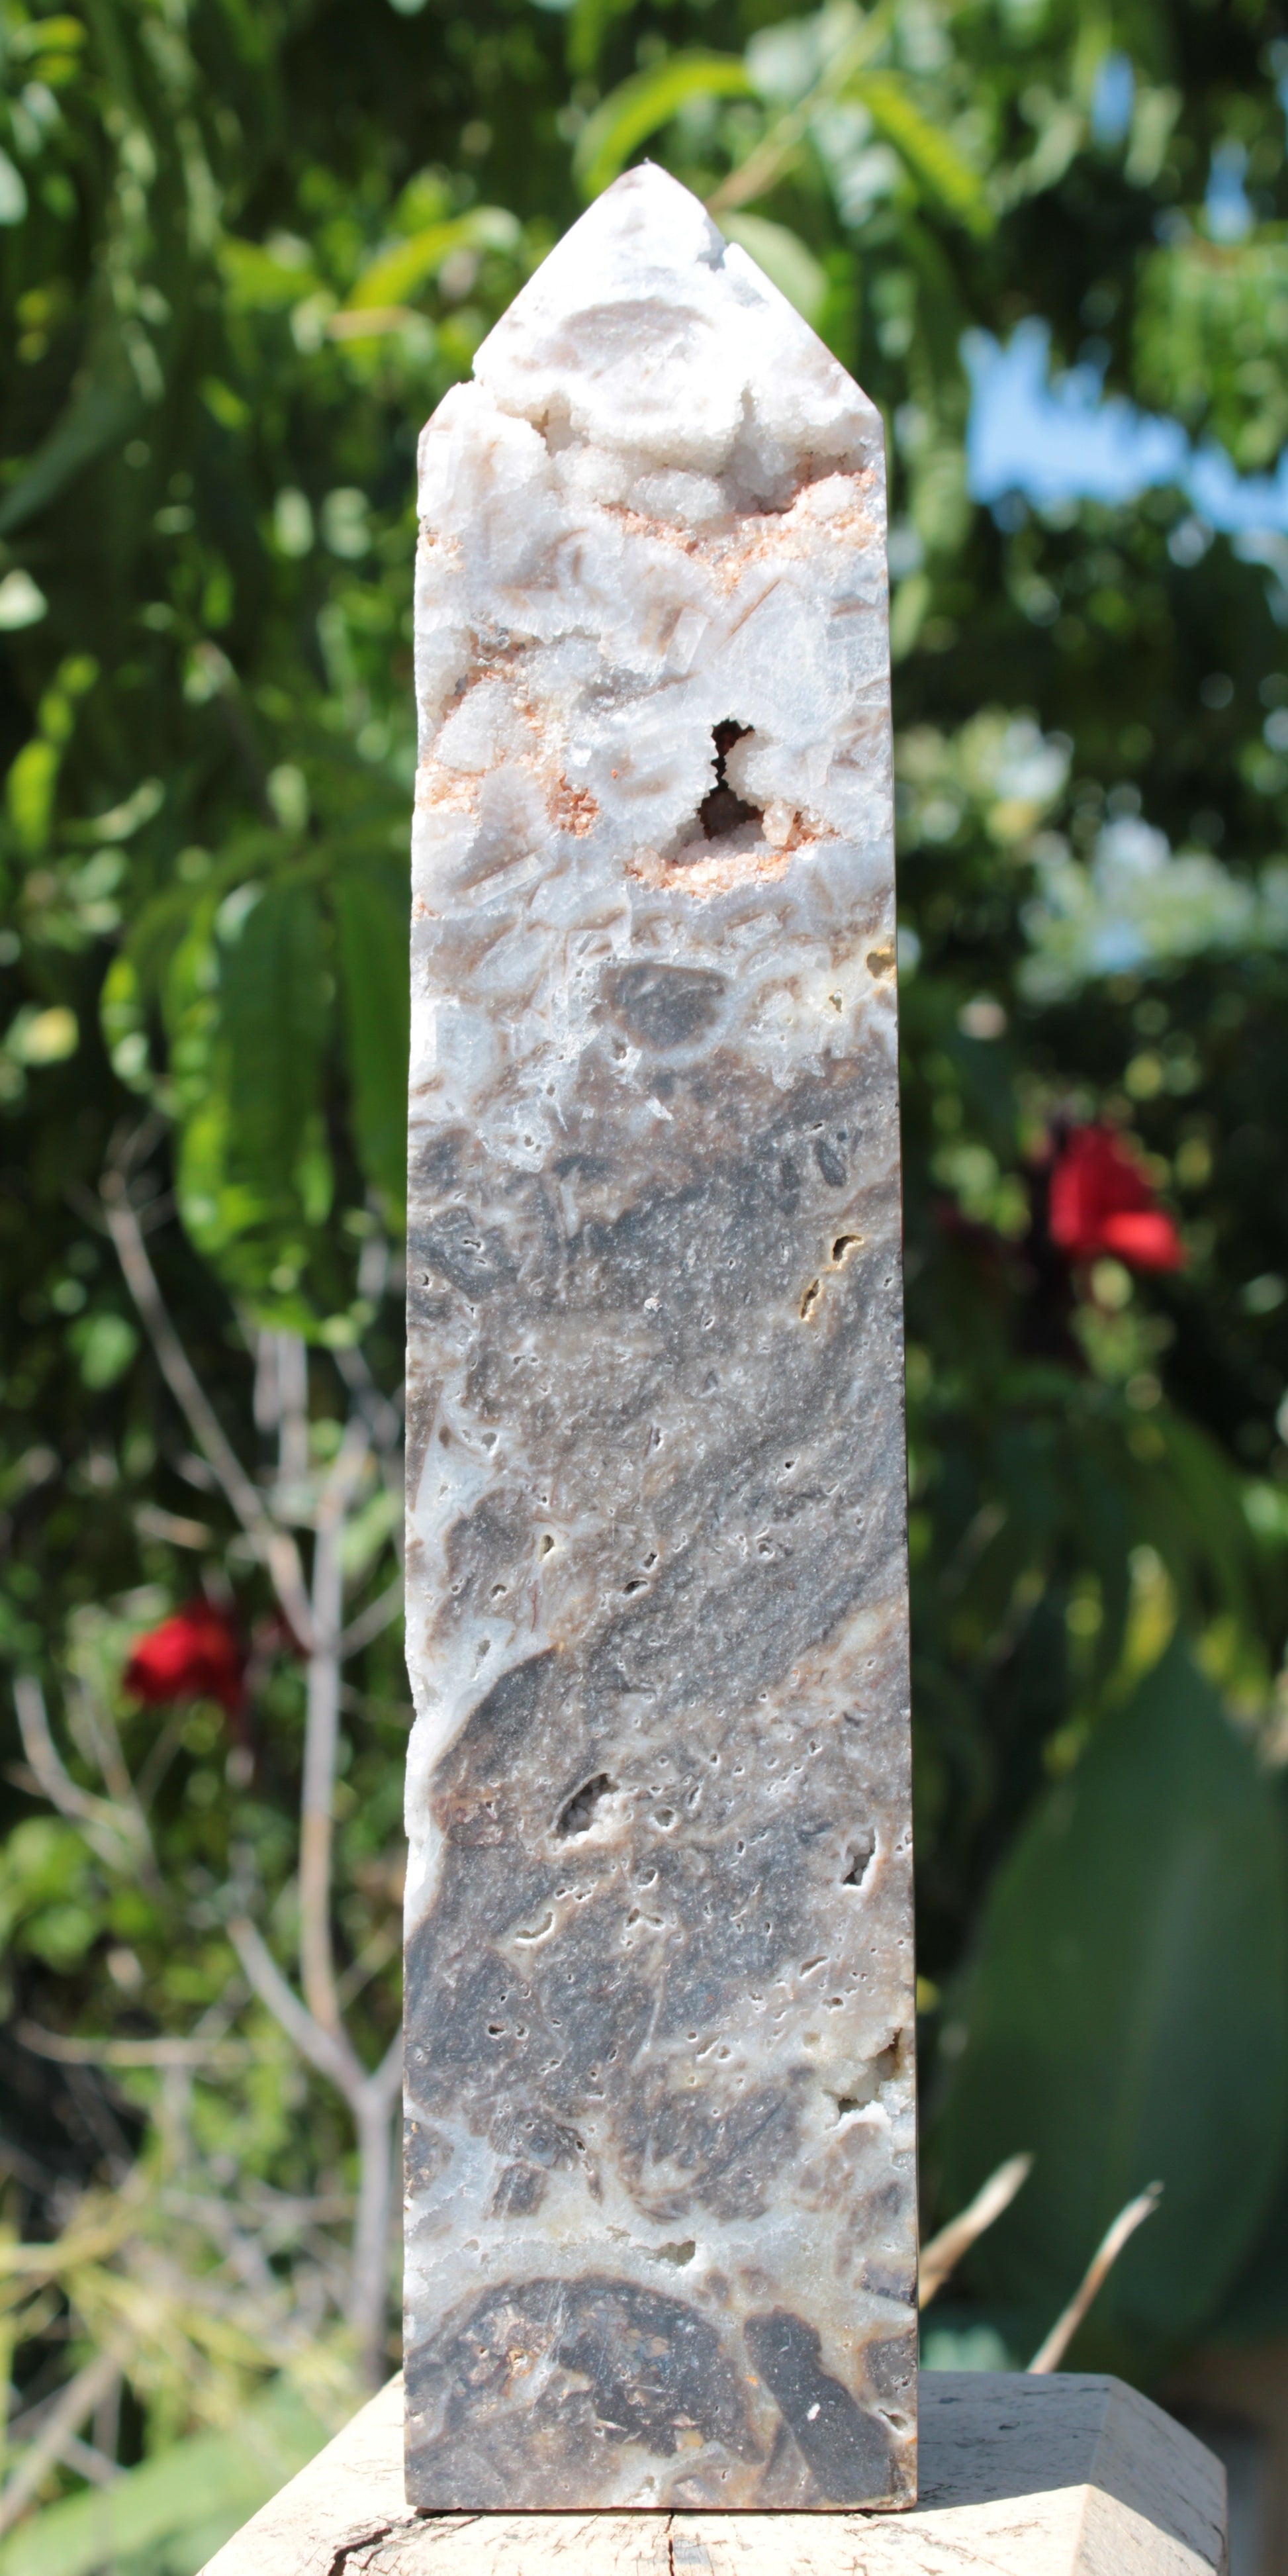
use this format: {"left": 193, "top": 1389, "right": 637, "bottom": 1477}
{"left": 404, "top": 164, "right": 915, "bottom": 2512}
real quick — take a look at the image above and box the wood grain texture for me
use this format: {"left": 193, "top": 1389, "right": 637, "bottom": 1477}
{"left": 200, "top": 2374, "right": 1225, "bottom": 2576}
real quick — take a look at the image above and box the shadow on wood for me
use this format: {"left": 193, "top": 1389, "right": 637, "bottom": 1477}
{"left": 200, "top": 2370, "right": 1225, "bottom": 2575}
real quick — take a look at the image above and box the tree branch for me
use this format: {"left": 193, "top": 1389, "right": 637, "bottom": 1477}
{"left": 101, "top": 1173, "right": 316, "bottom": 1649}
{"left": 0, "top": 2346, "right": 126, "bottom": 2540}
{"left": 371, "top": 2031, "right": 402, "bottom": 2117}
{"left": 919, "top": 2152, "right": 1033, "bottom": 2308}
{"left": 338, "top": 1576, "right": 404, "bottom": 1658}
{"left": 13, "top": 1678, "right": 143, "bottom": 1866}
{"left": 16, "top": 2021, "right": 250, "bottom": 2071}
{"left": 333, "top": 1343, "right": 403, "bottom": 1460}
{"left": 230, "top": 1923, "right": 402, "bottom": 2385}
{"left": 349, "top": 2087, "right": 398, "bottom": 2383}
{"left": 706, "top": 0, "right": 895, "bottom": 215}
{"left": 228, "top": 1917, "right": 364, "bottom": 2106}
{"left": 1028, "top": 2183, "right": 1162, "bottom": 2372}
{"left": 300, "top": 1417, "right": 371, "bottom": 2033}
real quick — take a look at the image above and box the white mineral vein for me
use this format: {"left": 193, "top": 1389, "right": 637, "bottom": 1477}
{"left": 403, "top": 162, "right": 915, "bottom": 2512}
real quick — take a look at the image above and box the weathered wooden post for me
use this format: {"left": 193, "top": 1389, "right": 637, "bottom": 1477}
{"left": 402, "top": 163, "right": 915, "bottom": 2512}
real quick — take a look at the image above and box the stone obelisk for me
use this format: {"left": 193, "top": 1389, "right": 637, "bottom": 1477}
{"left": 403, "top": 164, "right": 915, "bottom": 2514}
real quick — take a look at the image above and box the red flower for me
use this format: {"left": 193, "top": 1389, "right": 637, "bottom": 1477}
{"left": 1048, "top": 1126, "right": 1186, "bottom": 1272}
{"left": 124, "top": 1600, "right": 245, "bottom": 1715}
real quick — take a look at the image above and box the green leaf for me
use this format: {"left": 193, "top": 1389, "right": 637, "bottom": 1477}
{"left": 0, "top": 570, "right": 46, "bottom": 634}
{"left": 0, "top": 2383, "right": 331, "bottom": 2576}
{"left": 1215, "top": 2154, "right": 1288, "bottom": 2342}
{"left": 172, "top": 877, "right": 336, "bottom": 1299}
{"left": 66, "top": 775, "right": 164, "bottom": 845}
{"left": 340, "top": 1483, "right": 402, "bottom": 1580}
{"left": 69, "top": 1312, "right": 140, "bottom": 1390}
{"left": 333, "top": 869, "right": 410, "bottom": 1223}
{"left": 573, "top": 52, "right": 754, "bottom": 199}
{"left": 0, "top": 1819, "right": 97, "bottom": 1954}
{"left": 218, "top": 238, "right": 322, "bottom": 313}
{"left": 344, "top": 209, "right": 520, "bottom": 312}
{"left": 0, "top": 148, "right": 26, "bottom": 227}
{"left": 933, "top": 1639, "right": 1288, "bottom": 2363}
{"left": 199, "top": 377, "right": 253, "bottom": 432}
{"left": 719, "top": 213, "right": 828, "bottom": 324}
{"left": 5, "top": 1004, "right": 78, "bottom": 1067}
{"left": 1135, "top": 230, "right": 1288, "bottom": 473}
{"left": 890, "top": 570, "right": 931, "bottom": 661}
{"left": 219, "top": 878, "right": 330, "bottom": 1212}
{"left": 849, "top": 73, "right": 994, "bottom": 236}
{"left": 8, "top": 16, "right": 87, "bottom": 58}
{"left": 5, "top": 739, "right": 61, "bottom": 854}
{"left": 0, "top": 381, "right": 140, "bottom": 540}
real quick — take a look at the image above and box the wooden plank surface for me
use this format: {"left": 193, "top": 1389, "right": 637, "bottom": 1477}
{"left": 200, "top": 2373, "right": 1226, "bottom": 2576}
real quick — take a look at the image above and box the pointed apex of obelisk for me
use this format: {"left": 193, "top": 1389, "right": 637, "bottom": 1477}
{"left": 473, "top": 163, "right": 878, "bottom": 502}
{"left": 537, "top": 160, "right": 732, "bottom": 291}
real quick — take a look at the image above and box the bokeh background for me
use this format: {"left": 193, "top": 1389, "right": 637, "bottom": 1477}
{"left": 3, "top": 0, "right": 1288, "bottom": 2567}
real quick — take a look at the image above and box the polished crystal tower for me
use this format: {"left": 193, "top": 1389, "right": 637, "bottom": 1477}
{"left": 403, "top": 164, "right": 915, "bottom": 2513}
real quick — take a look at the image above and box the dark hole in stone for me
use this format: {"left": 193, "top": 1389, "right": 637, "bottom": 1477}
{"left": 834, "top": 2040, "right": 901, "bottom": 2118}
{"left": 842, "top": 1828, "right": 876, "bottom": 1887}
{"left": 556, "top": 1772, "right": 615, "bottom": 1837}
{"left": 699, "top": 720, "right": 761, "bottom": 839}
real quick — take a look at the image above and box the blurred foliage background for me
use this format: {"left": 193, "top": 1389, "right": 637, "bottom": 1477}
{"left": 2, "top": 0, "right": 1288, "bottom": 2561}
